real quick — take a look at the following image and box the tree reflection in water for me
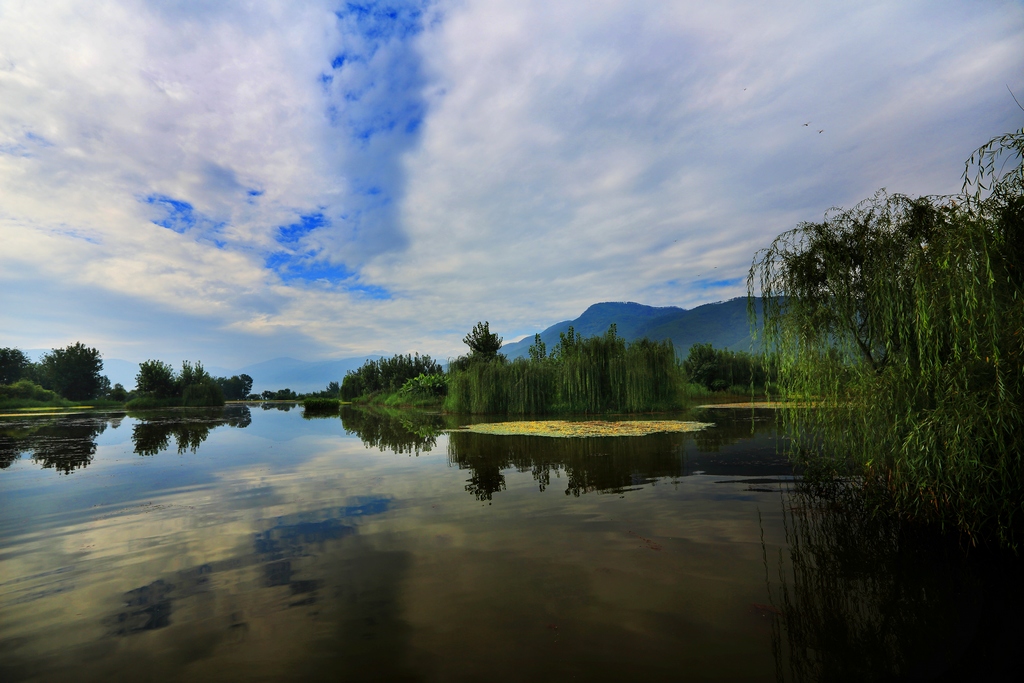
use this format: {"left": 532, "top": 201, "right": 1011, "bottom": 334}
{"left": 447, "top": 430, "right": 690, "bottom": 501}
{"left": 767, "top": 482, "right": 1024, "bottom": 682}
{"left": 338, "top": 406, "right": 448, "bottom": 456}
{"left": 130, "top": 405, "right": 252, "bottom": 456}
{"left": 333, "top": 406, "right": 782, "bottom": 502}
{"left": 0, "top": 417, "right": 111, "bottom": 473}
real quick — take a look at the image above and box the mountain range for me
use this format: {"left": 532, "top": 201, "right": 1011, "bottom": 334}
{"left": 500, "top": 297, "right": 762, "bottom": 360}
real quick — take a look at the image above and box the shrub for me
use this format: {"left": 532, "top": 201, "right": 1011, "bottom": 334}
{"left": 0, "top": 380, "right": 69, "bottom": 407}
{"left": 398, "top": 373, "right": 448, "bottom": 399}
{"left": 303, "top": 397, "right": 341, "bottom": 414}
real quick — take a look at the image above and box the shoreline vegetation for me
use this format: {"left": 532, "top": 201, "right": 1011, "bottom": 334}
{"left": 328, "top": 322, "right": 771, "bottom": 416}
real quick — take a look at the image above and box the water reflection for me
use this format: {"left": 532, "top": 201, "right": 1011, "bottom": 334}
{"left": 0, "top": 406, "right": 253, "bottom": 473}
{"left": 261, "top": 402, "right": 298, "bottom": 412}
{"left": 3, "top": 404, "right": 1019, "bottom": 681}
{"left": 130, "top": 406, "right": 251, "bottom": 456}
{"left": 448, "top": 430, "right": 690, "bottom": 500}
{"left": 0, "top": 416, "right": 113, "bottom": 473}
{"left": 338, "top": 406, "right": 448, "bottom": 456}
{"left": 446, "top": 411, "right": 784, "bottom": 501}
{"left": 769, "top": 483, "right": 1024, "bottom": 681}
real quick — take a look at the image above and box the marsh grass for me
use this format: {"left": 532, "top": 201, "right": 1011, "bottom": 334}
{"left": 302, "top": 397, "right": 341, "bottom": 414}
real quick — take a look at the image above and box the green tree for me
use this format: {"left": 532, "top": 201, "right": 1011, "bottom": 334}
{"left": 0, "top": 348, "right": 32, "bottom": 385}
{"left": 528, "top": 334, "right": 547, "bottom": 362}
{"left": 215, "top": 374, "right": 253, "bottom": 400}
{"left": 38, "top": 342, "right": 105, "bottom": 401}
{"left": 136, "top": 360, "right": 177, "bottom": 398}
{"left": 748, "top": 127, "right": 1024, "bottom": 546}
{"left": 177, "top": 361, "right": 224, "bottom": 406}
{"left": 463, "top": 321, "right": 503, "bottom": 360}
{"left": 109, "top": 383, "right": 129, "bottom": 402}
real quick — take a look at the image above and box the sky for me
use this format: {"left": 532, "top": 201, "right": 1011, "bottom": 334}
{"left": 1, "top": 0, "right": 1022, "bottom": 368}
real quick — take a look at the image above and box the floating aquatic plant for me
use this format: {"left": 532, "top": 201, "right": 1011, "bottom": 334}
{"left": 461, "top": 419, "right": 712, "bottom": 438}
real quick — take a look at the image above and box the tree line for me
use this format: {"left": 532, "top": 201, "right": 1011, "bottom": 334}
{"left": 0, "top": 344, "right": 254, "bottom": 408}
{"left": 335, "top": 320, "right": 765, "bottom": 414}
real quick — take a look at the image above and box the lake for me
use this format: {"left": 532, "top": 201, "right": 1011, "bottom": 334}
{"left": 0, "top": 405, "right": 1019, "bottom": 681}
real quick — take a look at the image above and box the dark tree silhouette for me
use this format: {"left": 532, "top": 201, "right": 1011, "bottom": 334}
{"left": 463, "top": 321, "right": 503, "bottom": 360}
{"left": 38, "top": 342, "right": 105, "bottom": 401}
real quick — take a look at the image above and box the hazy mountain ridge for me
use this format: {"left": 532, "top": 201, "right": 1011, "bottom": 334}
{"left": 501, "top": 297, "right": 762, "bottom": 359}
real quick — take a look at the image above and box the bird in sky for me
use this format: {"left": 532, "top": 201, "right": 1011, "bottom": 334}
{"left": 818, "top": 129, "right": 824, "bottom": 134}
{"left": 802, "top": 122, "right": 810, "bottom": 126}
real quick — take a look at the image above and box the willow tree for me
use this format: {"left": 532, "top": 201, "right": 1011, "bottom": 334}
{"left": 748, "top": 128, "right": 1024, "bottom": 547}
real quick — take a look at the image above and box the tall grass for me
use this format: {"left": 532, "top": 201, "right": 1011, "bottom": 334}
{"left": 445, "top": 326, "right": 682, "bottom": 414}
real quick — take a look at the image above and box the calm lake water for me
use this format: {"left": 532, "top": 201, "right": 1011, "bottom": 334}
{"left": 1, "top": 405, "right": 1020, "bottom": 682}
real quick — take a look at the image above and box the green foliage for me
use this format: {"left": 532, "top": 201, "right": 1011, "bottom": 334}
{"left": 136, "top": 360, "right": 177, "bottom": 398}
{"left": 37, "top": 342, "right": 106, "bottom": 401}
{"left": 0, "top": 379, "right": 69, "bottom": 408}
{"left": 108, "top": 383, "right": 129, "bottom": 402}
{"left": 682, "top": 343, "right": 767, "bottom": 391}
{"left": 528, "top": 333, "right": 547, "bottom": 362}
{"left": 133, "top": 358, "right": 225, "bottom": 408}
{"left": 749, "top": 127, "right": 1024, "bottom": 547}
{"left": 0, "top": 348, "right": 32, "bottom": 385}
{"left": 398, "top": 373, "right": 448, "bottom": 399}
{"left": 463, "top": 321, "right": 504, "bottom": 361}
{"left": 341, "top": 354, "right": 443, "bottom": 400}
{"left": 446, "top": 325, "right": 681, "bottom": 414}
{"left": 182, "top": 380, "right": 224, "bottom": 407}
{"left": 215, "top": 373, "right": 253, "bottom": 400}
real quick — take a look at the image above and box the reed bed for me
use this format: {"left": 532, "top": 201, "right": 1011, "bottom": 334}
{"left": 445, "top": 327, "right": 682, "bottom": 415}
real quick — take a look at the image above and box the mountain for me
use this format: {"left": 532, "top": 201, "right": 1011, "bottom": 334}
{"left": 501, "top": 297, "right": 762, "bottom": 360}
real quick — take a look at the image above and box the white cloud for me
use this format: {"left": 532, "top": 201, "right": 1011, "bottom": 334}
{"left": 1, "top": 0, "right": 1021, "bottom": 364}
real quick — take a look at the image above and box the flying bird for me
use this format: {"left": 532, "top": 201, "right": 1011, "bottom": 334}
{"left": 818, "top": 129, "right": 824, "bottom": 134}
{"left": 802, "top": 122, "right": 810, "bottom": 126}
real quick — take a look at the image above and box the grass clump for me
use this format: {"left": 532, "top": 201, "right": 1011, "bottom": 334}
{"left": 303, "top": 397, "right": 341, "bottom": 414}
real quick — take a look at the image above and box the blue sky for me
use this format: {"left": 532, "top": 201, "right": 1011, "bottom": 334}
{"left": 1, "top": 0, "right": 1022, "bottom": 368}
